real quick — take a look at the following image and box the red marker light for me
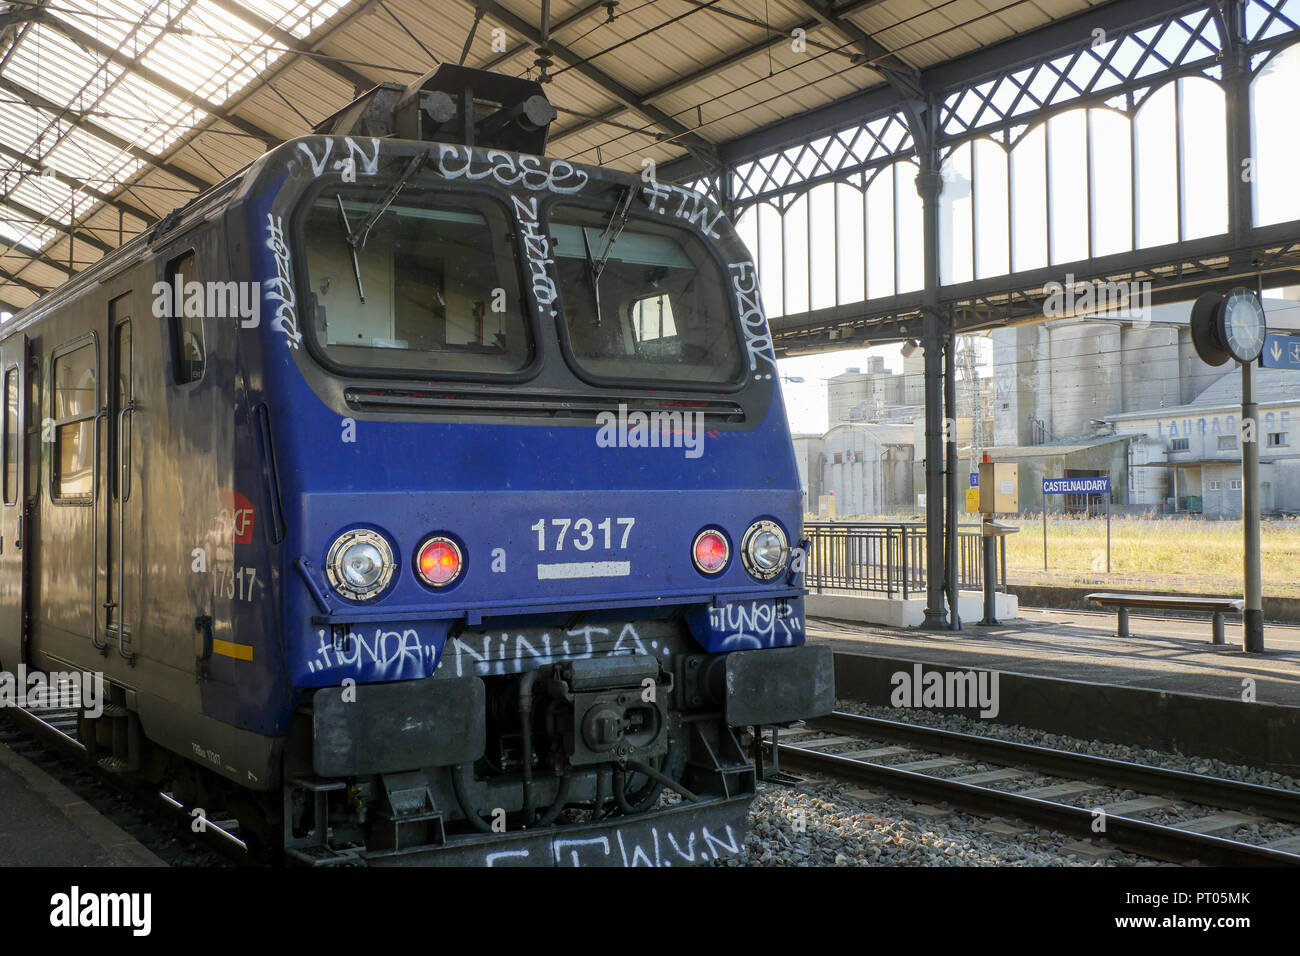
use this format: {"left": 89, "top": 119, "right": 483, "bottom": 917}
{"left": 693, "top": 529, "right": 729, "bottom": 574}
{"left": 416, "top": 536, "right": 462, "bottom": 587}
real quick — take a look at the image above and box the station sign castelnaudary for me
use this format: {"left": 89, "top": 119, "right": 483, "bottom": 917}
{"left": 1042, "top": 476, "right": 1111, "bottom": 495}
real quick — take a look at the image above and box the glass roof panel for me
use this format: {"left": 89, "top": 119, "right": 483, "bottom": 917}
{"left": 0, "top": 203, "right": 62, "bottom": 252}
{"left": 0, "top": 1, "right": 352, "bottom": 266}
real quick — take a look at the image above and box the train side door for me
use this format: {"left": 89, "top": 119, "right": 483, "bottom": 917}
{"left": 104, "top": 294, "right": 140, "bottom": 660}
{"left": 0, "top": 335, "right": 28, "bottom": 668}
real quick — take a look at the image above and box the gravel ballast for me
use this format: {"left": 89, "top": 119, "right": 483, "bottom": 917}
{"left": 712, "top": 779, "right": 1150, "bottom": 866}
{"left": 710, "top": 701, "right": 1300, "bottom": 866}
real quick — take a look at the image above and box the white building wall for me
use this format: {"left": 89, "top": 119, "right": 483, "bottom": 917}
{"left": 822, "top": 429, "right": 879, "bottom": 517}
{"left": 992, "top": 326, "right": 1037, "bottom": 446}
{"left": 791, "top": 437, "right": 823, "bottom": 513}
{"left": 1178, "top": 329, "right": 1231, "bottom": 405}
{"left": 1109, "top": 404, "right": 1300, "bottom": 513}
{"left": 902, "top": 351, "right": 924, "bottom": 405}
{"left": 1046, "top": 321, "right": 1122, "bottom": 439}
{"left": 1127, "top": 436, "right": 1170, "bottom": 506}
{"left": 1121, "top": 324, "right": 1180, "bottom": 412}
{"left": 818, "top": 425, "right": 917, "bottom": 516}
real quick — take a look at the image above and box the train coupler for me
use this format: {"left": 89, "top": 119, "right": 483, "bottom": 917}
{"left": 547, "top": 655, "right": 671, "bottom": 768}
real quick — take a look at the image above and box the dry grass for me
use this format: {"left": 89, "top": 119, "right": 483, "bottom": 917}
{"left": 818, "top": 513, "right": 1300, "bottom": 597}
{"left": 1000, "top": 515, "right": 1300, "bottom": 597}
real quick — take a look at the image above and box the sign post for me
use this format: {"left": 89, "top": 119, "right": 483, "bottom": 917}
{"left": 1042, "top": 476, "right": 1112, "bottom": 575}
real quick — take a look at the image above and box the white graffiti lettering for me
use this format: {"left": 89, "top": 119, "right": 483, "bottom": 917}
{"left": 296, "top": 137, "right": 381, "bottom": 179}
{"left": 307, "top": 627, "right": 437, "bottom": 675}
{"left": 264, "top": 214, "right": 301, "bottom": 349}
{"left": 437, "top": 144, "right": 588, "bottom": 194}
{"left": 479, "top": 823, "right": 740, "bottom": 867}
{"left": 727, "top": 262, "right": 775, "bottom": 380}
{"left": 640, "top": 182, "right": 724, "bottom": 238}
{"left": 447, "top": 623, "right": 664, "bottom": 677}
{"left": 711, "top": 601, "right": 802, "bottom": 649}
{"left": 510, "top": 194, "right": 559, "bottom": 317}
{"left": 484, "top": 849, "right": 531, "bottom": 867}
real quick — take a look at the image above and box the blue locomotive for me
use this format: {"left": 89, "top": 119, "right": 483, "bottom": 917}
{"left": 0, "top": 65, "right": 832, "bottom": 865}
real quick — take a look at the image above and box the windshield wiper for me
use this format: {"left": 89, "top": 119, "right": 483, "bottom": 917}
{"left": 582, "top": 186, "right": 634, "bottom": 326}
{"left": 336, "top": 153, "right": 426, "bottom": 303}
{"left": 335, "top": 196, "right": 365, "bottom": 303}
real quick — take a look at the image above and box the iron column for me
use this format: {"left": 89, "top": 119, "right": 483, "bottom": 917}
{"left": 945, "top": 329, "right": 960, "bottom": 630}
{"left": 916, "top": 102, "right": 947, "bottom": 629}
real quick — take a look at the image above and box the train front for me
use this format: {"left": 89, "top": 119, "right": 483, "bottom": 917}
{"left": 233, "top": 68, "right": 833, "bottom": 865}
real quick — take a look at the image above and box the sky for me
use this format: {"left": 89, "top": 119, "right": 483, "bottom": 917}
{"left": 778, "top": 344, "right": 906, "bottom": 436}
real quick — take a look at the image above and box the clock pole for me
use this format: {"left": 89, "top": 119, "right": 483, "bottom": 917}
{"left": 1190, "top": 287, "right": 1267, "bottom": 652}
{"left": 1242, "top": 359, "right": 1264, "bottom": 652}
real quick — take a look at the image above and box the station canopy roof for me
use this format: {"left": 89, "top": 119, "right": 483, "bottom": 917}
{"left": 0, "top": 0, "right": 1104, "bottom": 312}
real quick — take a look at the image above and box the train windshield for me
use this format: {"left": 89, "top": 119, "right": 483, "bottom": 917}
{"left": 550, "top": 204, "right": 743, "bottom": 386}
{"left": 301, "top": 187, "right": 532, "bottom": 374}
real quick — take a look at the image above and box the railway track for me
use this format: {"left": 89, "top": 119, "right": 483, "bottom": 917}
{"left": 1, "top": 700, "right": 247, "bottom": 866}
{"left": 771, "top": 711, "right": 1300, "bottom": 867}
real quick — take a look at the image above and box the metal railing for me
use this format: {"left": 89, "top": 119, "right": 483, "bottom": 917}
{"left": 803, "top": 521, "right": 1004, "bottom": 597}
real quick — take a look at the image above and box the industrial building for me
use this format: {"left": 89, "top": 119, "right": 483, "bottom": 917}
{"left": 801, "top": 297, "right": 1300, "bottom": 517}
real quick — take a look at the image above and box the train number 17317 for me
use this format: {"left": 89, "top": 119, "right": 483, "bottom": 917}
{"left": 530, "top": 517, "right": 635, "bottom": 552}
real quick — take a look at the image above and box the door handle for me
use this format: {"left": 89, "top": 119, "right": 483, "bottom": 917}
{"left": 116, "top": 400, "right": 137, "bottom": 663}
{"left": 90, "top": 409, "right": 110, "bottom": 654}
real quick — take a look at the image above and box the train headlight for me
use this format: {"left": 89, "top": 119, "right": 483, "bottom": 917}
{"left": 415, "top": 535, "right": 463, "bottom": 588}
{"left": 741, "top": 520, "right": 788, "bottom": 581}
{"left": 692, "top": 528, "right": 730, "bottom": 575}
{"left": 326, "top": 528, "right": 396, "bottom": 601}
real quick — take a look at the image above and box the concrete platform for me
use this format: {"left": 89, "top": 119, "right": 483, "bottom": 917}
{"left": 807, "top": 587, "right": 1018, "bottom": 628}
{"left": 0, "top": 738, "right": 164, "bottom": 866}
{"left": 811, "top": 607, "right": 1300, "bottom": 773}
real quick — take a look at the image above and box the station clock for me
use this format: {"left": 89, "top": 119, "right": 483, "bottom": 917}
{"left": 1191, "top": 287, "right": 1267, "bottom": 366}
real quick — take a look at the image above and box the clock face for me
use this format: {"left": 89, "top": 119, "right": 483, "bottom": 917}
{"left": 1222, "top": 290, "right": 1266, "bottom": 363}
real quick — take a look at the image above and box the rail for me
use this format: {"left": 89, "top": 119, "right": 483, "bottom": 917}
{"left": 769, "top": 712, "right": 1300, "bottom": 867}
{"left": 802, "top": 521, "right": 1007, "bottom": 597}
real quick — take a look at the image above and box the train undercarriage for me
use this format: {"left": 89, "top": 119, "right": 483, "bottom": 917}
{"left": 17, "top": 616, "right": 829, "bottom": 867}
{"left": 273, "top": 621, "right": 832, "bottom": 866}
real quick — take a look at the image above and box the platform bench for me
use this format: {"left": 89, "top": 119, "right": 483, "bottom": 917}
{"left": 1085, "top": 592, "right": 1245, "bottom": 645}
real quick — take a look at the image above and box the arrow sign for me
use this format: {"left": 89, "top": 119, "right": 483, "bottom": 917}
{"left": 1260, "top": 333, "right": 1300, "bottom": 370}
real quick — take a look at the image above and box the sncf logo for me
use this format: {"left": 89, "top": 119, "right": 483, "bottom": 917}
{"left": 219, "top": 488, "right": 256, "bottom": 545}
